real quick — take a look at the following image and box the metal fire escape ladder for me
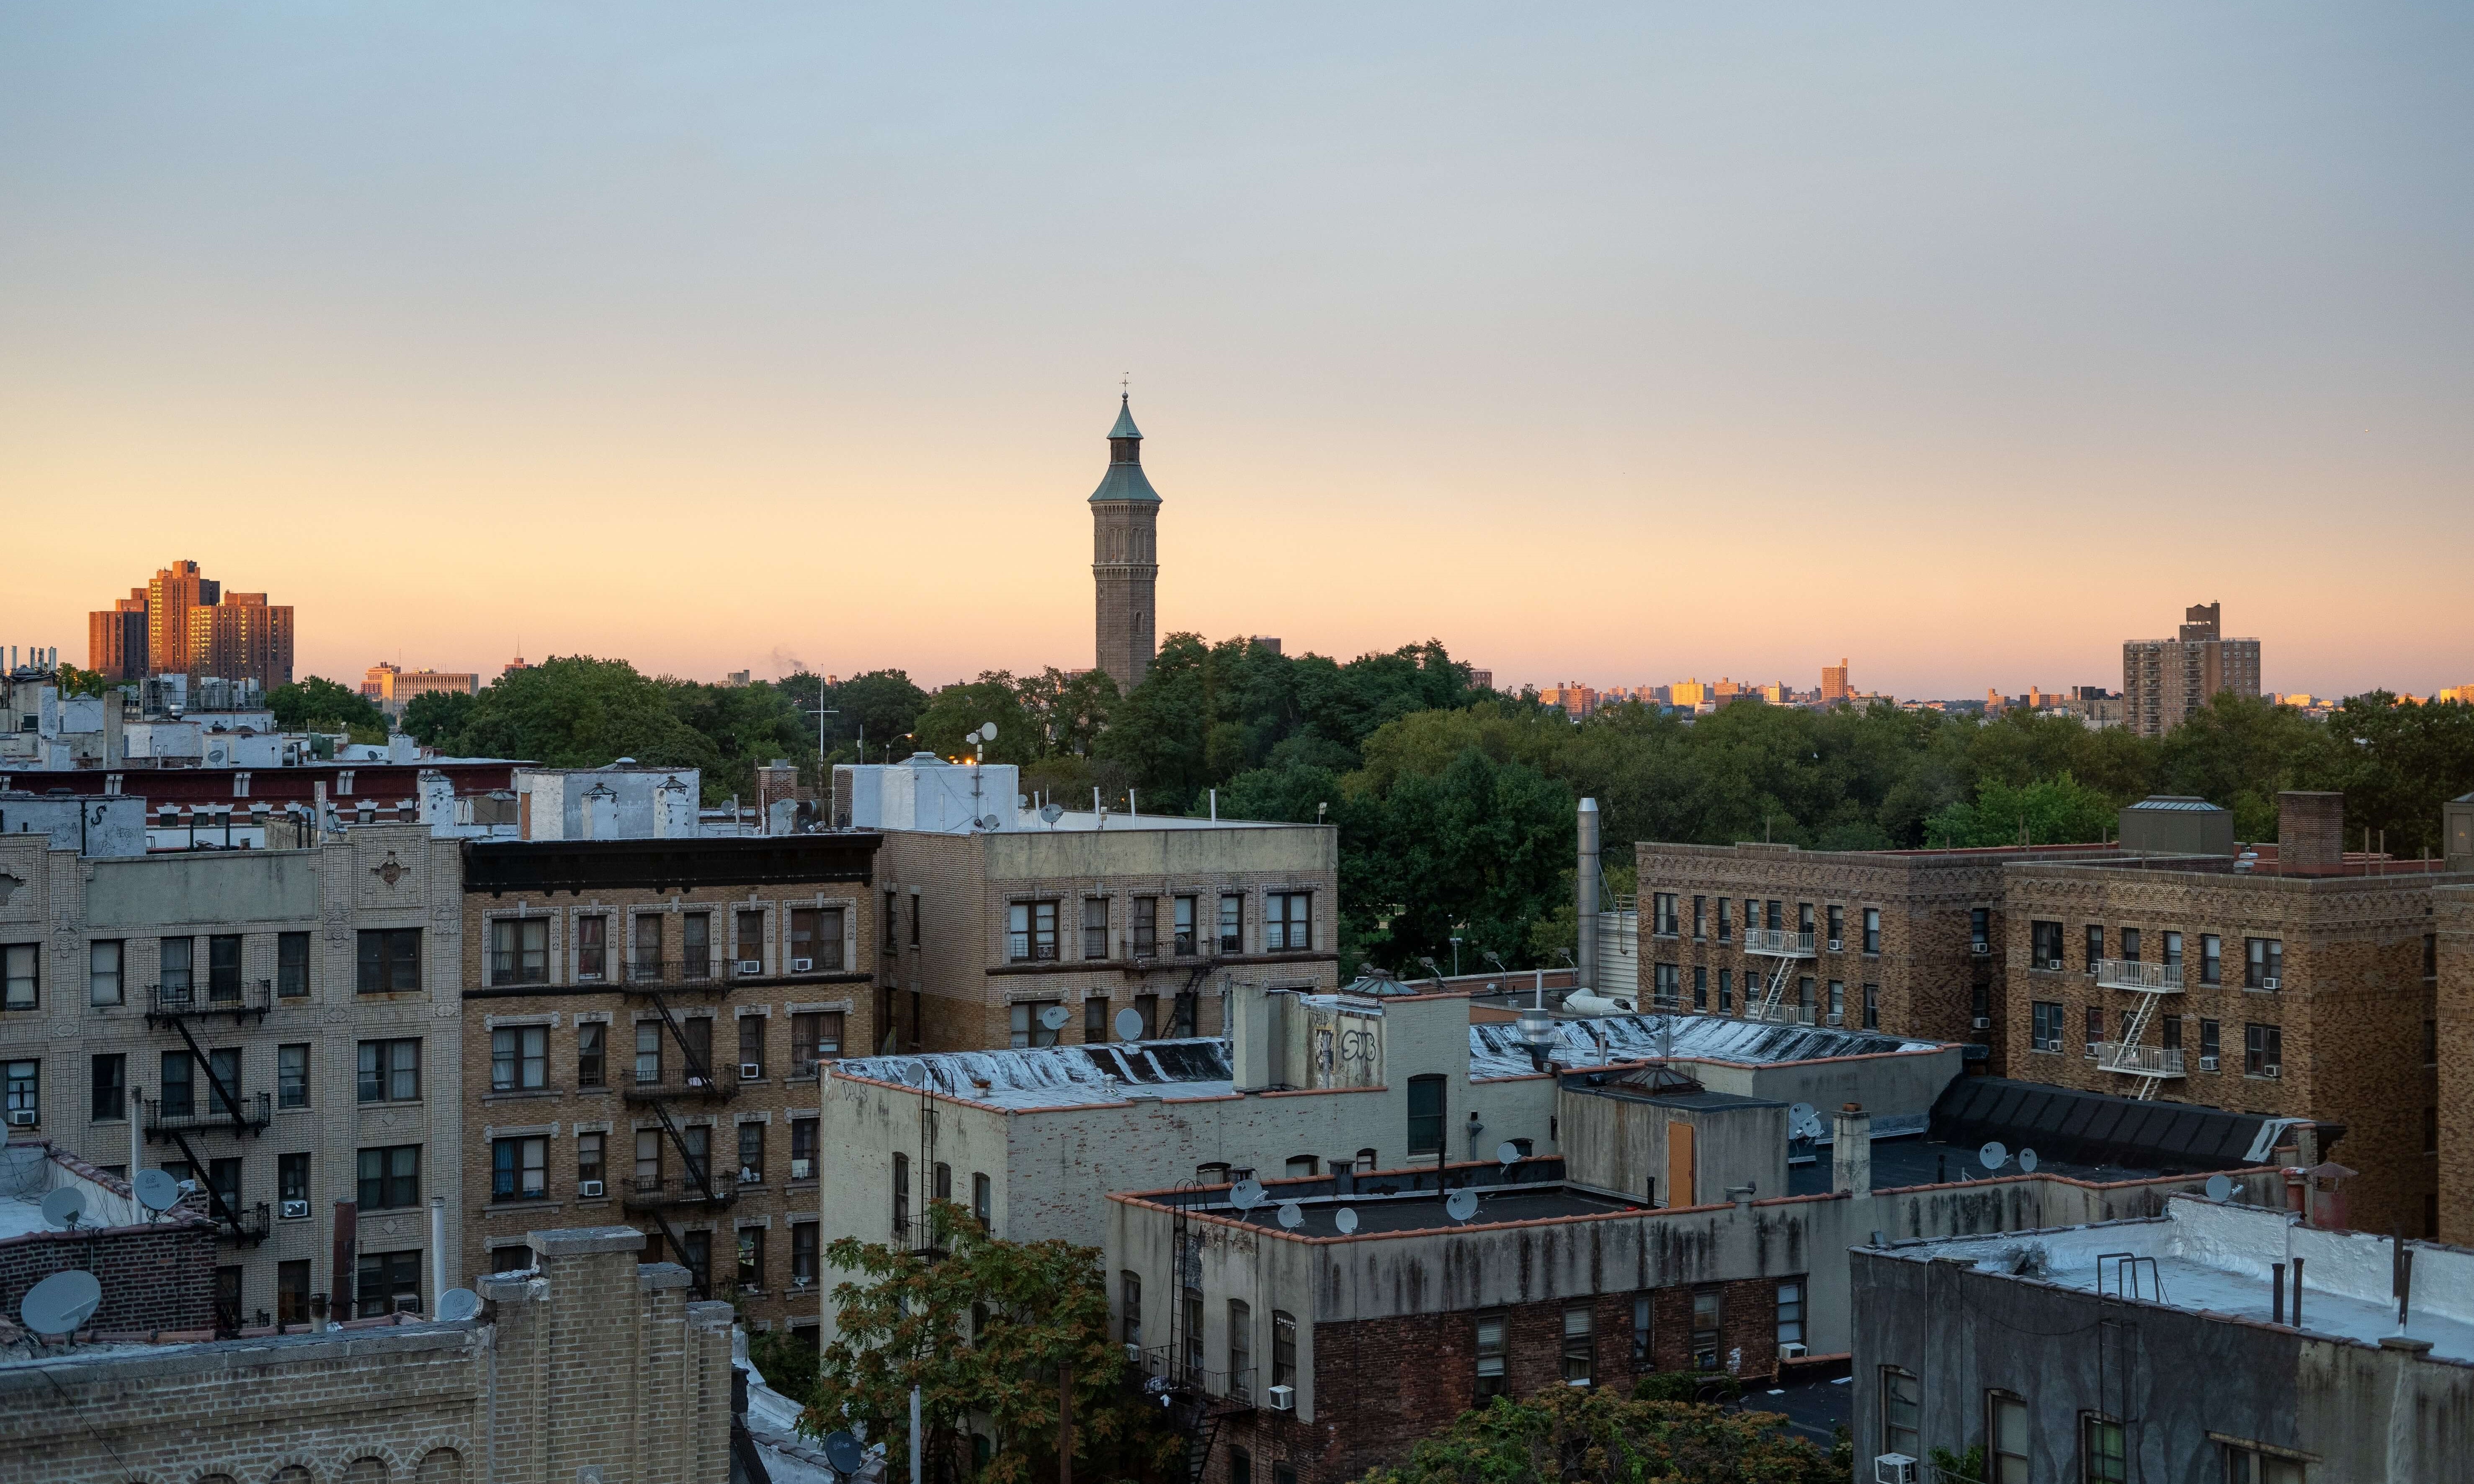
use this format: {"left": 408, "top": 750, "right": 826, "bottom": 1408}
{"left": 647, "top": 1098, "right": 727, "bottom": 1205}
{"left": 646, "top": 1207, "right": 709, "bottom": 1300}
{"left": 168, "top": 1018, "right": 256, "bottom": 1134}
{"left": 2113, "top": 995, "right": 2166, "bottom": 1101}
{"left": 647, "top": 991, "right": 717, "bottom": 1088}
{"left": 1749, "top": 954, "right": 1799, "bottom": 1024}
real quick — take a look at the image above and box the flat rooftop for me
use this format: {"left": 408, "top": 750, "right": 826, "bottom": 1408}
{"left": 1470, "top": 1013, "right": 1940, "bottom": 1078}
{"left": 1142, "top": 1163, "right": 1649, "bottom": 1240}
{"left": 1883, "top": 1197, "right": 2474, "bottom": 1364}
{"left": 833, "top": 1039, "right": 1236, "bottom": 1109}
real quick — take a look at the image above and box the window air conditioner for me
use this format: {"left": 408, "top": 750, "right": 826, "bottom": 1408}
{"left": 1874, "top": 1457, "right": 1917, "bottom": 1484}
{"left": 790, "top": 958, "right": 814, "bottom": 973}
{"left": 6, "top": 1111, "right": 33, "bottom": 1127}
{"left": 791, "top": 1158, "right": 813, "bottom": 1180}
{"left": 2199, "top": 1055, "right": 2219, "bottom": 1072}
{"left": 2265, "top": 1064, "right": 2281, "bottom": 1079}
{"left": 2046, "top": 959, "right": 2064, "bottom": 972}
{"left": 1825, "top": 1011, "right": 1843, "bottom": 1026}
{"left": 736, "top": 959, "right": 763, "bottom": 975}
{"left": 2262, "top": 976, "right": 2280, "bottom": 990}
{"left": 740, "top": 1062, "right": 763, "bottom": 1079}
{"left": 1971, "top": 1016, "right": 1992, "bottom": 1030}
{"left": 1827, "top": 939, "right": 1843, "bottom": 952}
{"left": 1267, "top": 1385, "right": 1296, "bottom": 1412}
{"left": 1971, "top": 944, "right": 1991, "bottom": 957}
{"left": 578, "top": 1179, "right": 605, "bottom": 1198}
{"left": 281, "top": 1199, "right": 310, "bottom": 1220}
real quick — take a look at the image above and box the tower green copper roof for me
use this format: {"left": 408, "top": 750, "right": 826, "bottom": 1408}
{"left": 1090, "top": 394, "right": 1161, "bottom": 504}
{"left": 1108, "top": 394, "right": 1142, "bottom": 440}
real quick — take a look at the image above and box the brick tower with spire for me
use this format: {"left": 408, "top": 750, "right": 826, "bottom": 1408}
{"left": 1090, "top": 392, "right": 1160, "bottom": 690}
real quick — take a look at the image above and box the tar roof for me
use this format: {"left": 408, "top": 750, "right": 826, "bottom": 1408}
{"left": 1180, "top": 1181, "right": 1647, "bottom": 1240}
{"left": 834, "top": 1039, "right": 1234, "bottom": 1108}
{"left": 1469, "top": 1013, "right": 1938, "bottom": 1078}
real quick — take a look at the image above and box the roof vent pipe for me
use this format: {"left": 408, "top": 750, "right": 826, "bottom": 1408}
{"left": 1575, "top": 799, "right": 1599, "bottom": 993}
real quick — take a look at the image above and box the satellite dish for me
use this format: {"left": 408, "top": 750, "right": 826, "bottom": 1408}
{"left": 437, "top": 1288, "right": 481, "bottom": 1322}
{"left": 1444, "top": 1189, "right": 1479, "bottom": 1223}
{"left": 1229, "top": 1179, "right": 1265, "bottom": 1212}
{"left": 20, "top": 1270, "right": 102, "bottom": 1337}
{"left": 1495, "top": 1140, "right": 1522, "bottom": 1168}
{"left": 825, "top": 1431, "right": 869, "bottom": 1476}
{"left": 2018, "top": 1149, "right": 2040, "bottom": 1175}
{"left": 1333, "top": 1207, "right": 1359, "bottom": 1235}
{"left": 978, "top": 723, "right": 998, "bottom": 742}
{"left": 1039, "top": 802, "right": 1065, "bottom": 825}
{"left": 1038, "top": 1004, "right": 1071, "bottom": 1031}
{"left": 40, "top": 1187, "right": 86, "bottom": 1229}
{"left": 134, "top": 1168, "right": 182, "bottom": 1212}
{"left": 898, "top": 1064, "right": 930, "bottom": 1088}
{"left": 1114, "top": 1007, "right": 1147, "bottom": 1041}
{"left": 1979, "top": 1141, "right": 2009, "bottom": 1172}
{"left": 2205, "top": 1173, "right": 2234, "bottom": 1203}
{"left": 1276, "top": 1201, "right": 1303, "bottom": 1229}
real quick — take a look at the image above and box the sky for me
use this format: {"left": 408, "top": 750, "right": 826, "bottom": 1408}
{"left": 3, "top": 5, "right": 2470, "bottom": 700}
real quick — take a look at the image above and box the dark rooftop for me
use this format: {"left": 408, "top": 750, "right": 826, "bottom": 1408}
{"left": 1206, "top": 1182, "right": 1644, "bottom": 1238}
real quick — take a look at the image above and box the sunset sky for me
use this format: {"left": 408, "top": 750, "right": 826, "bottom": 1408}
{"left": 3, "top": 5, "right": 2469, "bottom": 700}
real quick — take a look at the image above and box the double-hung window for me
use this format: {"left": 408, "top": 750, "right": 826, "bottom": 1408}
{"left": 276, "top": 931, "right": 309, "bottom": 996}
{"left": 358, "top": 1039, "right": 420, "bottom": 1103}
{"left": 89, "top": 941, "right": 123, "bottom": 1006}
{"left": 492, "top": 1136, "right": 548, "bottom": 1201}
{"left": 2247, "top": 938, "right": 2284, "bottom": 989}
{"left": 1881, "top": 1366, "right": 1920, "bottom": 1460}
{"left": 1219, "top": 894, "right": 1244, "bottom": 954}
{"left": 1082, "top": 898, "right": 1111, "bottom": 959}
{"left": 791, "top": 908, "right": 844, "bottom": 971}
{"left": 491, "top": 1026, "right": 548, "bottom": 1091}
{"left": 1561, "top": 1306, "right": 1594, "bottom": 1384}
{"left": 1266, "top": 893, "right": 1312, "bottom": 952}
{"left": 1474, "top": 1313, "right": 1508, "bottom": 1398}
{"left": 1009, "top": 901, "right": 1058, "bottom": 962}
{"left": 356, "top": 929, "right": 420, "bottom": 993}
{"left": 490, "top": 920, "right": 548, "bottom": 985}
{"left": 358, "top": 1145, "right": 421, "bottom": 1209}
{"left": 3, "top": 944, "right": 40, "bottom": 1011}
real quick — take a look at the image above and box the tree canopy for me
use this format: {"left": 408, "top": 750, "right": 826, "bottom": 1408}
{"left": 1359, "top": 1384, "right": 1842, "bottom": 1484}
{"left": 268, "top": 676, "right": 385, "bottom": 736}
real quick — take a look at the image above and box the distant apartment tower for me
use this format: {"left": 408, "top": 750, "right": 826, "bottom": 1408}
{"left": 90, "top": 561, "right": 296, "bottom": 689}
{"left": 2123, "top": 601, "right": 2260, "bottom": 736}
{"left": 363, "top": 662, "right": 481, "bottom": 715}
{"left": 88, "top": 588, "right": 149, "bottom": 680}
{"left": 1090, "top": 395, "right": 1161, "bottom": 691}
{"left": 188, "top": 592, "right": 295, "bottom": 690}
{"left": 1821, "top": 658, "right": 1850, "bottom": 705}
{"left": 1539, "top": 681, "right": 1598, "bottom": 719}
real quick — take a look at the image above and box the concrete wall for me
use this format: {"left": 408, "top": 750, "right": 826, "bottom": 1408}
{"left": 0, "top": 793, "right": 146, "bottom": 857}
{"left": 1687, "top": 1045, "right": 1961, "bottom": 1120}
{"left": 1557, "top": 1088, "right": 1788, "bottom": 1206}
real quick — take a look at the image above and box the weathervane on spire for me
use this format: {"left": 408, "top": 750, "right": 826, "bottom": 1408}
{"left": 1121, "top": 371, "right": 1130, "bottom": 398}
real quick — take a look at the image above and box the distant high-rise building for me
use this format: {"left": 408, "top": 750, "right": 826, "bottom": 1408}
{"left": 1821, "top": 658, "right": 1850, "bottom": 705}
{"left": 363, "top": 661, "right": 480, "bottom": 715}
{"left": 87, "top": 588, "right": 148, "bottom": 680}
{"left": 1090, "top": 394, "right": 1160, "bottom": 691}
{"left": 145, "top": 560, "right": 219, "bottom": 677}
{"left": 89, "top": 561, "right": 294, "bottom": 688}
{"left": 188, "top": 592, "right": 295, "bottom": 690}
{"left": 2122, "top": 601, "right": 2261, "bottom": 736}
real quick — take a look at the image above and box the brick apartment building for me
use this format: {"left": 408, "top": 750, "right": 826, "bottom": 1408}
{"left": 0, "top": 1140, "right": 219, "bottom": 1336}
{"left": 2422, "top": 875, "right": 2474, "bottom": 1244}
{"left": 2121, "top": 599, "right": 2261, "bottom": 737}
{"left": 455, "top": 831, "right": 881, "bottom": 1336}
{"left": 836, "top": 756, "right": 1339, "bottom": 1054}
{"left": 1632, "top": 840, "right": 2124, "bottom": 1072}
{"left": 0, "top": 816, "right": 466, "bottom": 1330}
{"left": 2002, "top": 792, "right": 2466, "bottom": 1238}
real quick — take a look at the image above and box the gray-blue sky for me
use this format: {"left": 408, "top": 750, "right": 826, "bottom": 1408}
{"left": 4, "top": 5, "right": 2468, "bottom": 695}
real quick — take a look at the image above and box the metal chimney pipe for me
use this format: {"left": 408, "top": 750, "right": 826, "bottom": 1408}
{"left": 1576, "top": 798, "right": 1600, "bottom": 993}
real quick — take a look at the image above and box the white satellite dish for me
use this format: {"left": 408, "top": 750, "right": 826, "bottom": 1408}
{"left": 1039, "top": 802, "right": 1065, "bottom": 825}
{"left": 2204, "top": 1173, "right": 2234, "bottom": 1203}
{"left": 1495, "top": 1141, "right": 1522, "bottom": 1168}
{"left": 40, "top": 1187, "right": 86, "bottom": 1229}
{"left": 1444, "top": 1189, "right": 1479, "bottom": 1223}
{"left": 1038, "top": 1004, "right": 1071, "bottom": 1031}
{"left": 898, "top": 1064, "right": 930, "bottom": 1088}
{"left": 2018, "top": 1148, "right": 2040, "bottom": 1175}
{"left": 1276, "top": 1201, "right": 1304, "bottom": 1229}
{"left": 1114, "top": 1007, "right": 1147, "bottom": 1041}
{"left": 1979, "top": 1141, "right": 2009, "bottom": 1172}
{"left": 1333, "top": 1207, "right": 1359, "bottom": 1235}
{"left": 436, "top": 1288, "right": 481, "bottom": 1322}
{"left": 134, "top": 1168, "right": 182, "bottom": 1212}
{"left": 1229, "top": 1179, "right": 1265, "bottom": 1212}
{"left": 20, "top": 1270, "right": 102, "bottom": 1337}
{"left": 977, "top": 723, "right": 998, "bottom": 742}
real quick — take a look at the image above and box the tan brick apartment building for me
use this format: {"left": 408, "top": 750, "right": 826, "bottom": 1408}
{"left": 2439, "top": 880, "right": 2474, "bottom": 1243}
{"left": 2002, "top": 794, "right": 2465, "bottom": 1237}
{"left": 0, "top": 818, "right": 466, "bottom": 1330}
{"left": 840, "top": 757, "right": 1340, "bottom": 1054}
{"left": 455, "top": 832, "right": 880, "bottom": 1337}
{"left": 1632, "top": 840, "right": 2121, "bottom": 1072}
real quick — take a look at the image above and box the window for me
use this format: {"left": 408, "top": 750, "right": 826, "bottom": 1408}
{"left": 1267, "top": 892, "right": 1312, "bottom": 951}
{"left": 740, "top": 1121, "right": 765, "bottom": 1183}
{"left": 491, "top": 1026, "right": 548, "bottom": 1091}
{"left": 280, "top": 1151, "right": 309, "bottom": 1206}
{"left": 1219, "top": 894, "right": 1244, "bottom": 953}
{"left": 2121, "top": 927, "right": 2142, "bottom": 963}
{"left": 739, "top": 1226, "right": 765, "bottom": 1289}
{"left": 207, "top": 934, "right": 242, "bottom": 1000}
{"left": 2163, "top": 1016, "right": 2183, "bottom": 1052}
{"left": 680, "top": 1230, "right": 711, "bottom": 1292}
{"left": 277, "top": 1044, "right": 309, "bottom": 1109}
{"left": 1832, "top": 904, "right": 1849, "bottom": 946}
{"left": 1861, "top": 907, "right": 1881, "bottom": 954}
{"left": 633, "top": 913, "right": 665, "bottom": 980}
{"left": 2202, "top": 1018, "right": 2221, "bottom": 1067}
{"left": 1008, "top": 901, "right": 1059, "bottom": 961}
{"left": 2222, "top": 1441, "right": 2307, "bottom": 1483}
{"left": 1229, "top": 1299, "right": 1254, "bottom": 1399}
{"left": 1231, "top": 1449, "right": 1251, "bottom": 1484}
{"left": 161, "top": 1050, "right": 193, "bottom": 1117}
{"left": 1653, "top": 963, "right": 1680, "bottom": 1008}
{"left": 1632, "top": 1294, "right": 1652, "bottom": 1365}
{"left": 793, "top": 1011, "right": 842, "bottom": 1072}
{"left": 1969, "top": 908, "right": 1990, "bottom": 953}
{"left": 89, "top": 941, "right": 123, "bottom": 1006}
{"left": 733, "top": 909, "right": 765, "bottom": 970}
{"left": 1989, "top": 1392, "right": 2028, "bottom": 1484}
{"left": 2085, "top": 923, "right": 2104, "bottom": 969}
{"left": 2246, "top": 1023, "right": 2283, "bottom": 1076}
{"left": 205, "top": 1047, "right": 240, "bottom": 1113}
{"left": 1085, "top": 996, "right": 1111, "bottom": 1041}
{"left": 739, "top": 1016, "right": 765, "bottom": 1078}
{"left": 2247, "top": 938, "right": 2284, "bottom": 989}
{"left": 791, "top": 908, "right": 844, "bottom": 971}
{"left": 1272, "top": 1310, "right": 1297, "bottom": 1390}
{"left": 1083, "top": 898, "right": 1111, "bottom": 959}
{"left": 278, "top": 1260, "right": 311, "bottom": 1325}
{"left": 1777, "top": 1280, "right": 1805, "bottom": 1349}
{"left": 1692, "top": 966, "right": 1708, "bottom": 1010}
{"left": 1134, "top": 993, "right": 1160, "bottom": 1038}
{"left": 683, "top": 913, "right": 711, "bottom": 977}
{"left": 1407, "top": 1074, "right": 1445, "bottom": 1155}
{"left": 358, "top": 1039, "right": 420, "bottom": 1103}
{"left": 1121, "top": 1272, "right": 1142, "bottom": 1346}
{"left": 1652, "top": 893, "right": 1679, "bottom": 936}
{"left": 357, "top": 1145, "right": 421, "bottom": 1209}
{"left": 1692, "top": 896, "right": 1707, "bottom": 939}
{"left": 1183, "top": 1283, "right": 1204, "bottom": 1376}
{"left": 1798, "top": 902, "right": 1815, "bottom": 935}
{"left": 1827, "top": 981, "right": 1845, "bottom": 1024}
{"left": 793, "top": 1222, "right": 820, "bottom": 1286}
{"left": 161, "top": 936, "right": 194, "bottom": 998}
{"left": 2085, "top": 1005, "right": 2103, "bottom": 1056}
{"left": 1285, "top": 1155, "right": 1319, "bottom": 1177}
{"left": 892, "top": 1152, "right": 910, "bottom": 1233}
{"left": 2, "top": 945, "right": 36, "bottom": 1010}
{"left": 1718, "top": 968, "right": 1732, "bottom": 1013}
{"left": 2163, "top": 931, "right": 2184, "bottom": 972}
{"left": 635, "top": 1022, "right": 662, "bottom": 1082}
{"left": 1863, "top": 983, "right": 1880, "bottom": 1030}
{"left": 1765, "top": 900, "right": 1782, "bottom": 931}
{"left": 265, "top": 931, "right": 308, "bottom": 998}
{"left": 1561, "top": 1305, "right": 1594, "bottom": 1385}
{"left": 577, "top": 1022, "right": 606, "bottom": 1087}
{"left": 2201, "top": 934, "right": 2222, "bottom": 985}
{"left": 910, "top": 896, "right": 920, "bottom": 948}
{"left": 578, "top": 1132, "right": 604, "bottom": 1189}
{"left": 489, "top": 919, "right": 547, "bottom": 986}
{"left": 1010, "top": 1001, "right": 1062, "bottom": 1049}
{"left": 1881, "top": 1366, "right": 1920, "bottom": 1459}
{"left": 1690, "top": 1289, "right": 1722, "bottom": 1369}
{"left": 972, "top": 1171, "right": 991, "bottom": 1225}
{"left": 207, "top": 1158, "right": 242, "bottom": 1218}
{"left": 577, "top": 916, "right": 608, "bottom": 979}
{"left": 635, "top": 1128, "right": 662, "bottom": 1191}
{"left": 2033, "top": 921, "right": 2066, "bottom": 966}
{"left": 2429, "top": 934, "right": 2442, "bottom": 981}
{"left": 2082, "top": 1413, "right": 2126, "bottom": 1483}
{"left": 358, "top": 1250, "right": 421, "bottom": 1317}
{"left": 680, "top": 1017, "right": 714, "bottom": 1082}
{"left": 1173, "top": 896, "right": 1198, "bottom": 956}
{"left": 1715, "top": 898, "right": 1733, "bottom": 942}
{"left": 1132, "top": 896, "right": 1158, "bottom": 957}
{"left": 356, "top": 929, "right": 420, "bottom": 993}
{"left": 91, "top": 1054, "right": 126, "bottom": 1121}
{"left": 492, "top": 1136, "right": 549, "bottom": 1201}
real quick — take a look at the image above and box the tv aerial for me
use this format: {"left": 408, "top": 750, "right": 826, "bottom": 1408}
{"left": 1444, "top": 1189, "right": 1479, "bottom": 1224}
{"left": 1276, "top": 1201, "right": 1304, "bottom": 1229}
{"left": 20, "top": 1269, "right": 103, "bottom": 1338}
{"left": 1114, "top": 1007, "right": 1147, "bottom": 1042}
{"left": 436, "top": 1288, "right": 482, "bottom": 1322}
{"left": 1979, "top": 1141, "right": 2009, "bottom": 1172}
{"left": 1038, "top": 1004, "right": 1072, "bottom": 1032}
{"left": 40, "top": 1187, "right": 87, "bottom": 1230}
{"left": 1333, "top": 1207, "right": 1359, "bottom": 1235}
{"left": 134, "top": 1168, "right": 182, "bottom": 1213}
{"left": 825, "top": 1430, "right": 869, "bottom": 1477}
{"left": 1229, "top": 1178, "right": 1265, "bottom": 1213}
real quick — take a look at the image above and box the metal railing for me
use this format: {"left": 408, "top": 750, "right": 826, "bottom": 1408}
{"left": 2095, "top": 958, "right": 2183, "bottom": 992}
{"left": 1741, "top": 928, "right": 1816, "bottom": 957}
{"left": 623, "top": 1065, "right": 740, "bottom": 1101}
{"left": 2095, "top": 1042, "right": 2186, "bottom": 1077}
{"left": 1127, "top": 1344, "right": 1256, "bottom": 1405}
{"left": 142, "top": 1090, "right": 272, "bottom": 1136}
{"left": 216, "top": 1201, "right": 271, "bottom": 1245}
{"left": 148, "top": 979, "right": 271, "bottom": 1019}
{"left": 626, "top": 957, "right": 667, "bottom": 984}
{"left": 622, "top": 1176, "right": 739, "bottom": 1212}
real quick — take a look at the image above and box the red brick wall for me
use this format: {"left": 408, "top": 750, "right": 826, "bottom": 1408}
{"left": 0, "top": 1220, "right": 219, "bottom": 1336}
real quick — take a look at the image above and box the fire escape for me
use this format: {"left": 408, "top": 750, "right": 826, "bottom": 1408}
{"left": 1743, "top": 926, "right": 1816, "bottom": 1024}
{"left": 142, "top": 979, "right": 273, "bottom": 1251}
{"left": 1133, "top": 1191, "right": 1254, "bottom": 1484}
{"left": 621, "top": 948, "right": 738, "bottom": 1297}
{"left": 2093, "top": 957, "right": 2186, "bottom": 1100}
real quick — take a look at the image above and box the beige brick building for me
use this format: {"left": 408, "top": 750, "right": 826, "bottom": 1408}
{"left": 1632, "top": 840, "right": 2122, "bottom": 1071}
{"left": 0, "top": 820, "right": 465, "bottom": 1330}
{"left": 455, "top": 832, "right": 881, "bottom": 1339}
{"left": 2430, "top": 882, "right": 2474, "bottom": 1243}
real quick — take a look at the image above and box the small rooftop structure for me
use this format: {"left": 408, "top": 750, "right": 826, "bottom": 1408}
{"left": 833, "top": 756, "right": 1311, "bottom": 835}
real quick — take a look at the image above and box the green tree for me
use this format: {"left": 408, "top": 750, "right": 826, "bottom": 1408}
{"left": 2320, "top": 695, "right": 2474, "bottom": 859}
{"left": 442, "top": 656, "right": 718, "bottom": 779}
{"left": 809, "top": 1203, "right": 1167, "bottom": 1484}
{"left": 52, "top": 663, "right": 115, "bottom": 699}
{"left": 269, "top": 676, "right": 386, "bottom": 733}
{"left": 1358, "top": 1382, "right": 1838, "bottom": 1484}
{"left": 1924, "top": 773, "right": 2119, "bottom": 848}
{"left": 399, "top": 689, "right": 478, "bottom": 748}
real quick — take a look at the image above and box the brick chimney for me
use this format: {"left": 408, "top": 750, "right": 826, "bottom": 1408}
{"left": 2277, "top": 791, "right": 2345, "bottom": 875}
